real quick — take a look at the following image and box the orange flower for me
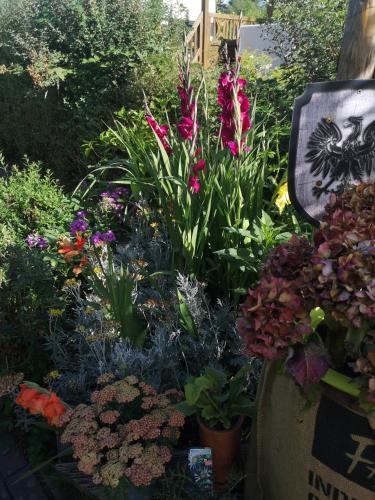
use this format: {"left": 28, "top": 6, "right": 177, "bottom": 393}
{"left": 75, "top": 234, "right": 86, "bottom": 251}
{"left": 16, "top": 384, "right": 39, "bottom": 409}
{"left": 73, "top": 255, "right": 89, "bottom": 276}
{"left": 16, "top": 384, "right": 66, "bottom": 426}
{"left": 58, "top": 235, "right": 86, "bottom": 263}
{"left": 43, "top": 393, "right": 66, "bottom": 426}
{"left": 28, "top": 393, "right": 50, "bottom": 415}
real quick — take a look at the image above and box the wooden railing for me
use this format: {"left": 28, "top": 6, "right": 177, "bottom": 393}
{"left": 186, "top": 12, "right": 204, "bottom": 64}
{"left": 186, "top": 4, "right": 256, "bottom": 68}
{"left": 212, "top": 13, "right": 256, "bottom": 42}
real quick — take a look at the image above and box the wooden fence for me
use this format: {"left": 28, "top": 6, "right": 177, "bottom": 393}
{"left": 186, "top": 1, "right": 256, "bottom": 67}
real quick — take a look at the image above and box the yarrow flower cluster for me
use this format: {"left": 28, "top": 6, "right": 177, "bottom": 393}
{"left": 59, "top": 375, "right": 184, "bottom": 489}
{"left": 16, "top": 383, "right": 66, "bottom": 426}
{"left": 217, "top": 67, "right": 252, "bottom": 156}
{"left": 26, "top": 233, "right": 48, "bottom": 249}
{"left": 0, "top": 372, "right": 23, "bottom": 398}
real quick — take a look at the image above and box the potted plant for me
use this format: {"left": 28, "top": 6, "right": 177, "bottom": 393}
{"left": 177, "top": 366, "right": 255, "bottom": 490}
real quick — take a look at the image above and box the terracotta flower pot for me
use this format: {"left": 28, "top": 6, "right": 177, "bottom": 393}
{"left": 197, "top": 415, "right": 244, "bottom": 490}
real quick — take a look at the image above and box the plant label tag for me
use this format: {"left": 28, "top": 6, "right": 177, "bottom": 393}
{"left": 188, "top": 447, "right": 213, "bottom": 492}
{"left": 288, "top": 80, "right": 375, "bottom": 224}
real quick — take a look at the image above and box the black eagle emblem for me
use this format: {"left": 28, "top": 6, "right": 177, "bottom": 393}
{"left": 306, "top": 116, "right": 375, "bottom": 199}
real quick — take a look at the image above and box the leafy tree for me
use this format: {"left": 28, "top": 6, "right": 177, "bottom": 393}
{"left": 0, "top": 0, "right": 184, "bottom": 185}
{"left": 220, "top": 0, "right": 265, "bottom": 18}
{"left": 266, "top": 0, "right": 347, "bottom": 84}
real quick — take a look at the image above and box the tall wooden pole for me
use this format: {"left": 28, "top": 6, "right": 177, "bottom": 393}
{"left": 266, "top": 0, "right": 275, "bottom": 18}
{"left": 337, "top": 0, "right": 375, "bottom": 79}
{"left": 202, "top": 0, "right": 211, "bottom": 69}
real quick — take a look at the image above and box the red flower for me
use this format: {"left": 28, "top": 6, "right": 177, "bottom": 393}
{"left": 188, "top": 175, "right": 201, "bottom": 194}
{"left": 177, "top": 116, "right": 195, "bottom": 141}
{"left": 58, "top": 235, "right": 86, "bottom": 263}
{"left": 16, "top": 385, "right": 41, "bottom": 410}
{"left": 193, "top": 159, "right": 205, "bottom": 175}
{"left": 146, "top": 114, "right": 172, "bottom": 156}
{"left": 217, "top": 70, "right": 252, "bottom": 155}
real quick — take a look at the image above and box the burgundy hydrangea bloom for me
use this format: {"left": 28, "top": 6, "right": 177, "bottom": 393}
{"left": 302, "top": 184, "right": 375, "bottom": 330}
{"left": 237, "top": 277, "right": 312, "bottom": 360}
{"left": 145, "top": 114, "right": 172, "bottom": 156}
{"left": 262, "top": 235, "right": 313, "bottom": 281}
{"left": 217, "top": 70, "right": 252, "bottom": 156}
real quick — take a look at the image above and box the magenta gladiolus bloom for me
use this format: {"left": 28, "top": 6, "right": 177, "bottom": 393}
{"left": 228, "top": 141, "right": 239, "bottom": 157}
{"left": 217, "top": 69, "right": 252, "bottom": 156}
{"left": 177, "top": 116, "right": 194, "bottom": 141}
{"left": 146, "top": 114, "right": 172, "bottom": 156}
{"left": 188, "top": 175, "right": 201, "bottom": 194}
{"left": 177, "top": 66, "right": 198, "bottom": 141}
{"left": 193, "top": 159, "right": 206, "bottom": 175}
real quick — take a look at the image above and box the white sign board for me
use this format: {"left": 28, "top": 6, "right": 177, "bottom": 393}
{"left": 288, "top": 81, "right": 375, "bottom": 224}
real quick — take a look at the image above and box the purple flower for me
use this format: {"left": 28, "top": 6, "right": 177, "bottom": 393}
{"left": 91, "top": 232, "right": 103, "bottom": 246}
{"left": 26, "top": 233, "right": 48, "bottom": 249}
{"left": 70, "top": 218, "right": 89, "bottom": 235}
{"left": 76, "top": 210, "right": 88, "bottom": 218}
{"left": 100, "top": 189, "right": 126, "bottom": 217}
{"left": 90, "top": 230, "right": 116, "bottom": 246}
{"left": 101, "top": 230, "right": 116, "bottom": 243}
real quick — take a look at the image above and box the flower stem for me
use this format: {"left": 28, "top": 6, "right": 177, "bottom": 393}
{"left": 321, "top": 369, "right": 361, "bottom": 398}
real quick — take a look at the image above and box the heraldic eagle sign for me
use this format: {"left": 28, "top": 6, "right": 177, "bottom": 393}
{"left": 306, "top": 116, "right": 375, "bottom": 199}
{"left": 288, "top": 81, "right": 375, "bottom": 225}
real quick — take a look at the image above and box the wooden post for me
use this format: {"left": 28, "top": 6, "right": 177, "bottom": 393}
{"left": 202, "top": 0, "right": 211, "bottom": 69}
{"left": 337, "top": 0, "right": 375, "bottom": 79}
{"left": 266, "top": 0, "right": 275, "bottom": 18}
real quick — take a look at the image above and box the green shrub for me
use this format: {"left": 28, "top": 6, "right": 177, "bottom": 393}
{"left": 0, "top": 0, "right": 184, "bottom": 185}
{"left": 0, "top": 161, "right": 73, "bottom": 249}
{"left": 0, "top": 160, "right": 74, "bottom": 378}
{"left": 267, "top": 0, "right": 347, "bottom": 85}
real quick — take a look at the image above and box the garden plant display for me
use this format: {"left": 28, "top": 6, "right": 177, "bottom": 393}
{"left": 238, "top": 183, "right": 375, "bottom": 409}
{"left": 83, "top": 43, "right": 291, "bottom": 299}
{"left": 0, "top": 1, "right": 355, "bottom": 498}
{"left": 2, "top": 374, "right": 184, "bottom": 496}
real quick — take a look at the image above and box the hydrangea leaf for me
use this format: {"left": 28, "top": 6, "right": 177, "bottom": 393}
{"left": 285, "top": 342, "right": 330, "bottom": 391}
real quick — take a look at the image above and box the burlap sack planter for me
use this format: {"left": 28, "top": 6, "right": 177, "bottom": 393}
{"left": 245, "top": 363, "right": 375, "bottom": 500}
